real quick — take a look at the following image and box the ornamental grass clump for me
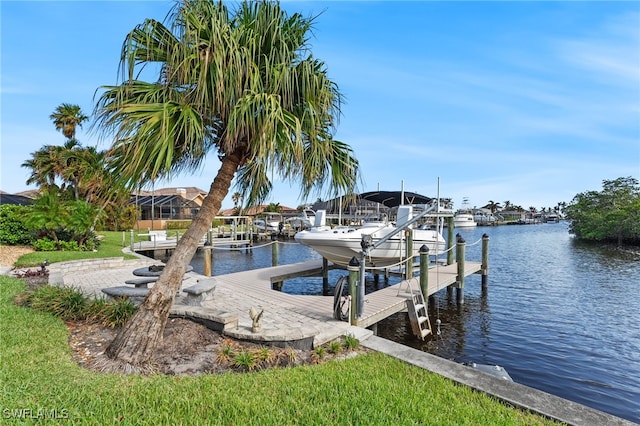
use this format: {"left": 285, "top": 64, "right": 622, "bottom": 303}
{"left": 343, "top": 334, "right": 359, "bottom": 351}
{"left": 232, "top": 350, "right": 258, "bottom": 372}
{"left": 87, "top": 297, "right": 137, "bottom": 328}
{"left": 20, "top": 285, "right": 88, "bottom": 321}
{"left": 14, "top": 285, "right": 136, "bottom": 327}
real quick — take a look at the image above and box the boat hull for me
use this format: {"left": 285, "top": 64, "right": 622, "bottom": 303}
{"left": 294, "top": 225, "right": 445, "bottom": 268}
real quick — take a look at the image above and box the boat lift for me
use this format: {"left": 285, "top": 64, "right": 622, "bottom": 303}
{"left": 355, "top": 199, "right": 452, "bottom": 317}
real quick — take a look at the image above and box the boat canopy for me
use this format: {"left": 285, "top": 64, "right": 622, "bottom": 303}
{"left": 358, "top": 191, "right": 433, "bottom": 208}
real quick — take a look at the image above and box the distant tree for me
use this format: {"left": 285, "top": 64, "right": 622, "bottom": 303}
{"left": 484, "top": 201, "right": 502, "bottom": 213}
{"left": 264, "top": 202, "right": 282, "bottom": 213}
{"left": 22, "top": 140, "right": 79, "bottom": 192}
{"left": 564, "top": 177, "right": 640, "bottom": 246}
{"left": 503, "top": 200, "right": 511, "bottom": 210}
{"left": 232, "top": 192, "right": 242, "bottom": 209}
{"left": 50, "top": 103, "right": 88, "bottom": 140}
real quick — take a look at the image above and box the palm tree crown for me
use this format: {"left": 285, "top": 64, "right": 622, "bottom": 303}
{"left": 50, "top": 103, "right": 89, "bottom": 140}
{"left": 94, "top": 0, "right": 359, "bottom": 204}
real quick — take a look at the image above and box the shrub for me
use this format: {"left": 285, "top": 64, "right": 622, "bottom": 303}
{"left": 32, "top": 238, "right": 59, "bottom": 251}
{"left": 0, "top": 204, "right": 34, "bottom": 245}
{"left": 167, "top": 220, "right": 192, "bottom": 230}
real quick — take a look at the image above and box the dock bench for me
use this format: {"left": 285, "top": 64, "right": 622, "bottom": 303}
{"left": 124, "top": 277, "right": 158, "bottom": 288}
{"left": 102, "top": 286, "right": 149, "bottom": 304}
{"left": 183, "top": 278, "right": 217, "bottom": 306}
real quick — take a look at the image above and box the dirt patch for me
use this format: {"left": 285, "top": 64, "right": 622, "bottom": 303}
{"left": 0, "top": 245, "right": 35, "bottom": 267}
{"left": 67, "top": 317, "right": 366, "bottom": 375}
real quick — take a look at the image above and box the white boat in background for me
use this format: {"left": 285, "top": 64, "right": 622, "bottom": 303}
{"left": 295, "top": 204, "right": 447, "bottom": 268}
{"left": 453, "top": 198, "right": 477, "bottom": 228}
{"left": 285, "top": 208, "right": 315, "bottom": 230}
{"left": 454, "top": 212, "right": 477, "bottom": 228}
{"left": 253, "top": 218, "right": 280, "bottom": 233}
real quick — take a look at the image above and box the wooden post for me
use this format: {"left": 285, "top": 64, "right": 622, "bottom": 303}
{"left": 456, "top": 235, "right": 466, "bottom": 304}
{"left": 271, "top": 236, "right": 282, "bottom": 289}
{"left": 446, "top": 217, "right": 455, "bottom": 265}
{"left": 405, "top": 229, "right": 413, "bottom": 279}
{"left": 419, "top": 245, "right": 430, "bottom": 300}
{"left": 203, "top": 243, "right": 212, "bottom": 277}
{"left": 271, "top": 235, "right": 278, "bottom": 267}
{"left": 322, "top": 258, "right": 329, "bottom": 295}
{"left": 130, "top": 230, "right": 134, "bottom": 251}
{"left": 481, "top": 233, "right": 489, "bottom": 292}
{"left": 348, "top": 257, "right": 359, "bottom": 325}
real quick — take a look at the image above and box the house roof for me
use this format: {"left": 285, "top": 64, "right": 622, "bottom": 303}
{"left": 0, "top": 193, "right": 34, "bottom": 205}
{"left": 134, "top": 187, "right": 207, "bottom": 199}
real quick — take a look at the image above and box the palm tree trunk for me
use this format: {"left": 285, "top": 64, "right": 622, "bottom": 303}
{"left": 104, "top": 154, "right": 240, "bottom": 371}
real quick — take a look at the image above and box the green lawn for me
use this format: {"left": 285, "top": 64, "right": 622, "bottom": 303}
{"left": 0, "top": 276, "right": 558, "bottom": 425}
{"left": 13, "top": 231, "right": 146, "bottom": 268}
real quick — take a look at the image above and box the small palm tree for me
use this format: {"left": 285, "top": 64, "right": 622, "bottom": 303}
{"left": 93, "top": 0, "right": 359, "bottom": 370}
{"left": 26, "top": 189, "right": 69, "bottom": 249}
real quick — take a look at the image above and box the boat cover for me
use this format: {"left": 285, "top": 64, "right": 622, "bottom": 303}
{"left": 358, "top": 191, "right": 433, "bottom": 208}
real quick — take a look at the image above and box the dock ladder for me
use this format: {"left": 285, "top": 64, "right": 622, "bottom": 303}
{"left": 405, "top": 279, "right": 432, "bottom": 340}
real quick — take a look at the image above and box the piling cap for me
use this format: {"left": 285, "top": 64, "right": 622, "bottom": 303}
{"left": 457, "top": 235, "right": 466, "bottom": 243}
{"left": 348, "top": 256, "right": 360, "bottom": 267}
{"left": 420, "top": 245, "right": 430, "bottom": 253}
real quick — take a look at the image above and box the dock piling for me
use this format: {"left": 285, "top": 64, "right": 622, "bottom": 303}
{"left": 405, "top": 230, "right": 414, "bottom": 279}
{"left": 271, "top": 235, "right": 278, "bottom": 267}
{"left": 419, "top": 245, "right": 429, "bottom": 300}
{"left": 348, "top": 257, "right": 359, "bottom": 325}
{"left": 456, "top": 234, "right": 466, "bottom": 304}
{"left": 322, "top": 258, "right": 329, "bottom": 295}
{"left": 446, "top": 217, "right": 455, "bottom": 265}
{"left": 481, "top": 233, "right": 489, "bottom": 291}
{"left": 203, "top": 242, "right": 212, "bottom": 277}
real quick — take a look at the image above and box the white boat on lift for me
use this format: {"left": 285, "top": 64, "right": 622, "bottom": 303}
{"left": 295, "top": 196, "right": 449, "bottom": 268}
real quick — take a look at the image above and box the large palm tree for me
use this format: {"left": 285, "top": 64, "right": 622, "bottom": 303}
{"left": 93, "top": 0, "right": 359, "bottom": 370}
{"left": 22, "top": 139, "right": 80, "bottom": 194}
{"left": 50, "top": 103, "right": 88, "bottom": 140}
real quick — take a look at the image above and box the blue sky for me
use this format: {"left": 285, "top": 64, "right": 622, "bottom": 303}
{"left": 2, "top": 1, "right": 638, "bottom": 211}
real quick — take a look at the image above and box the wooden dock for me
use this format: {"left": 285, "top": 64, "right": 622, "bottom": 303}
{"left": 357, "top": 261, "right": 481, "bottom": 328}
{"left": 206, "top": 258, "right": 482, "bottom": 329}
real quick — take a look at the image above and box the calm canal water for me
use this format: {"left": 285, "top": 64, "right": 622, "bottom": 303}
{"left": 186, "top": 223, "right": 640, "bottom": 423}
